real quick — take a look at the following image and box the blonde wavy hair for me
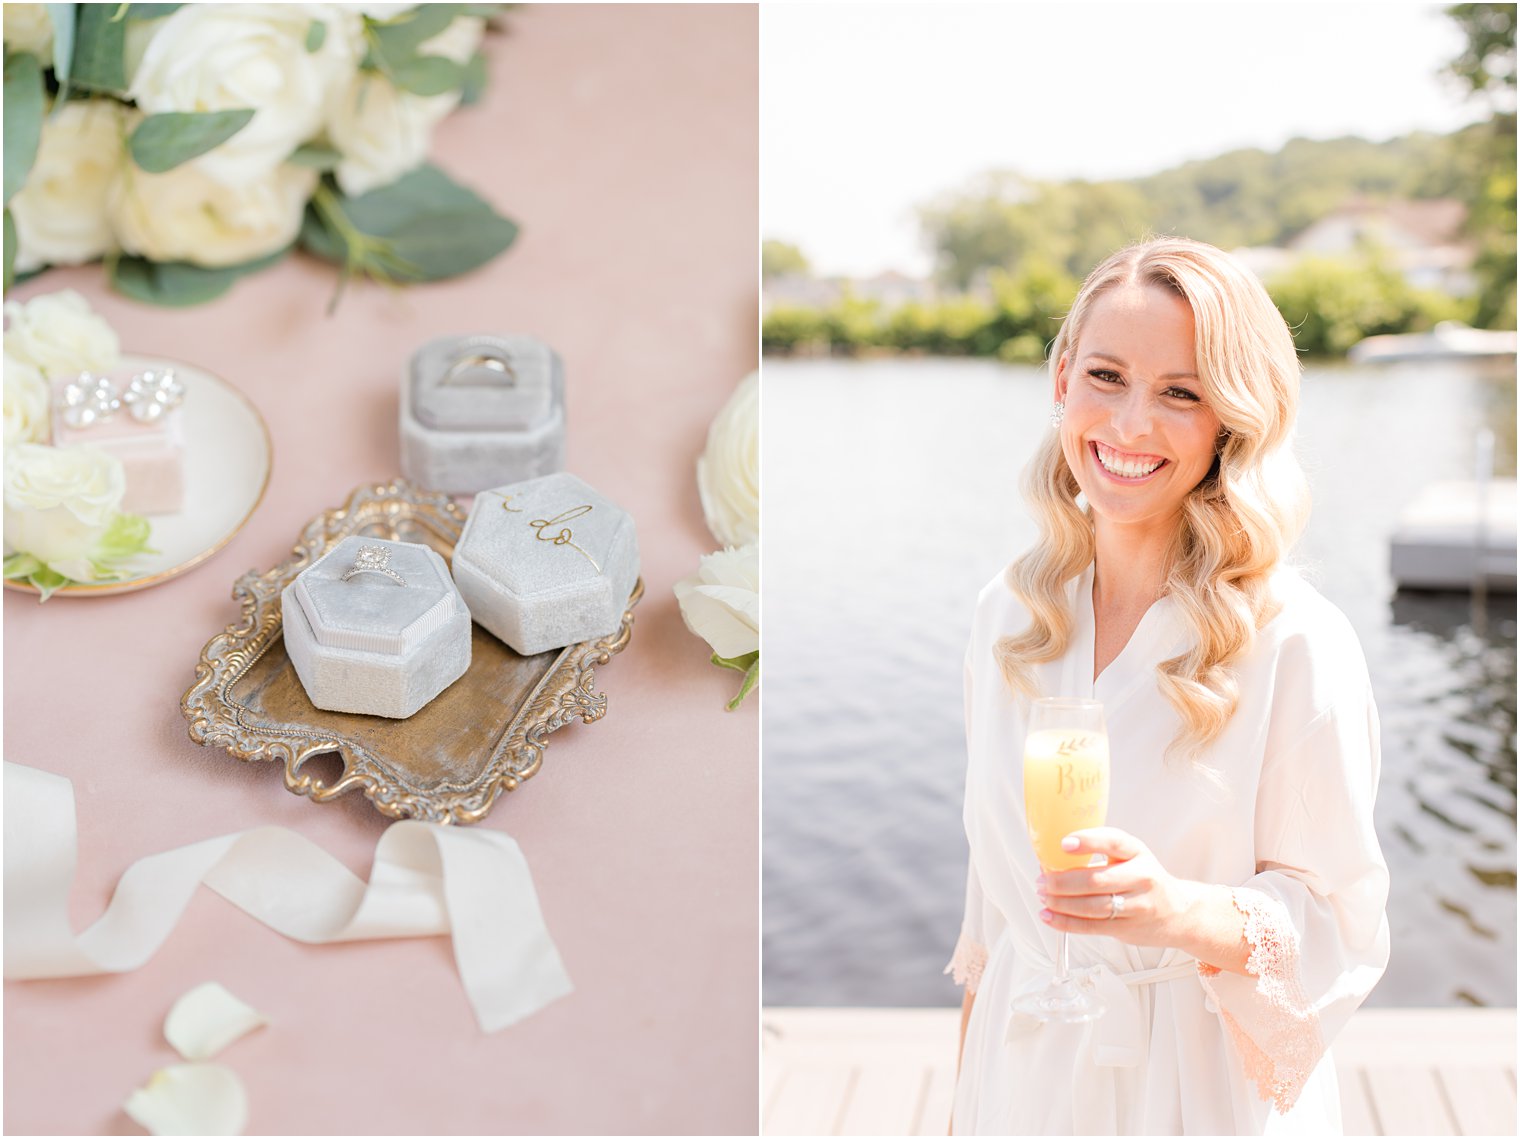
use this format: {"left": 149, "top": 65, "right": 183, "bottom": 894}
{"left": 995, "top": 237, "right": 1310, "bottom": 758}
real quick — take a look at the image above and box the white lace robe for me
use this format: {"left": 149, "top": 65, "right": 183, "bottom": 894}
{"left": 947, "top": 564, "right": 1390, "bottom": 1135}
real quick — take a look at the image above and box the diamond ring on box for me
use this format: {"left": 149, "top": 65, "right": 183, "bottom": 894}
{"left": 340, "top": 544, "right": 407, "bottom": 586}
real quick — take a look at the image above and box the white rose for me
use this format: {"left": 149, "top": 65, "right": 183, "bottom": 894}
{"left": 697, "top": 371, "right": 759, "bottom": 548}
{"left": 4, "top": 443, "right": 126, "bottom": 582}
{"left": 2, "top": 4, "right": 53, "bottom": 58}
{"left": 4, "top": 353, "right": 51, "bottom": 446}
{"left": 674, "top": 544, "right": 760, "bottom": 661}
{"left": 326, "top": 17, "right": 485, "bottom": 196}
{"left": 2, "top": 290, "right": 121, "bottom": 379}
{"left": 108, "top": 161, "right": 317, "bottom": 268}
{"left": 128, "top": 4, "right": 361, "bottom": 185}
{"left": 10, "top": 100, "right": 131, "bottom": 273}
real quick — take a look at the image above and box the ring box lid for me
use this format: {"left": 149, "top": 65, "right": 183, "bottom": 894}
{"left": 455, "top": 472, "right": 637, "bottom": 600}
{"left": 410, "top": 334, "right": 556, "bottom": 432}
{"left": 291, "top": 537, "right": 457, "bottom": 655}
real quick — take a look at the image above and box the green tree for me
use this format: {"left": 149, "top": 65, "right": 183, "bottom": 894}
{"left": 762, "top": 239, "right": 810, "bottom": 280}
{"left": 1445, "top": 3, "right": 1517, "bottom": 327}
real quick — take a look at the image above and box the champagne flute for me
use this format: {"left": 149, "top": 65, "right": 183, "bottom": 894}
{"left": 1013, "top": 696, "right": 1110, "bottom": 1022}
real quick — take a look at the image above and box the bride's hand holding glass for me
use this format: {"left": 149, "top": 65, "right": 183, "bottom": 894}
{"left": 1037, "top": 827, "right": 1209, "bottom": 950}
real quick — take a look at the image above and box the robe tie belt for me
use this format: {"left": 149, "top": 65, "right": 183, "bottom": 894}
{"left": 1005, "top": 955, "right": 1198, "bottom": 1068}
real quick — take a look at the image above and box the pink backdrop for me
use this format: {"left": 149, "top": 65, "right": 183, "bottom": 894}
{"left": 3, "top": 6, "right": 759, "bottom": 1134}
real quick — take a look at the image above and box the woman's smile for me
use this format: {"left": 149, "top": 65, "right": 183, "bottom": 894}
{"left": 1090, "top": 440, "right": 1168, "bottom": 481}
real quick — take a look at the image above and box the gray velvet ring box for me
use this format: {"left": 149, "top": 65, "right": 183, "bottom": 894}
{"left": 281, "top": 536, "right": 472, "bottom": 718}
{"left": 453, "top": 472, "right": 640, "bottom": 656}
{"left": 399, "top": 333, "right": 567, "bottom": 495}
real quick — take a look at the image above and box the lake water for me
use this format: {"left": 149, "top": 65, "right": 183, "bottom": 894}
{"left": 761, "top": 356, "right": 1517, "bottom": 1009}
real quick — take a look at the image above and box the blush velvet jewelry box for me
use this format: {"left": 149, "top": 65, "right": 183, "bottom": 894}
{"left": 452, "top": 472, "right": 640, "bottom": 656}
{"left": 399, "top": 334, "right": 567, "bottom": 495}
{"left": 280, "top": 536, "right": 472, "bottom": 719}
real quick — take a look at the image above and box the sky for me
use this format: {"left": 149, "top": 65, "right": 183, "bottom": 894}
{"left": 762, "top": 3, "right": 1492, "bottom": 278}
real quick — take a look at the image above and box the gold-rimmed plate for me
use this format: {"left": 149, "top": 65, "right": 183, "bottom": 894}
{"left": 181, "top": 480, "right": 639, "bottom": 825}
{"left": 4, "top": 354, "right": 272, "bottom": 598}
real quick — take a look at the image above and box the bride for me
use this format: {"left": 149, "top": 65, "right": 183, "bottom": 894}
{"left": 947, "top": 237, "right": 1390, "bottom": 1134}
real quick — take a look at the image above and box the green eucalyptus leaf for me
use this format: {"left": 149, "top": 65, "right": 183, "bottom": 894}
{"left": 304, "top": 165, "right": 517, "bottom": 282}
{"left": 305, "top": 18, "right": 325, "bottom": 52}
{"left": 128, "top": 108, "right": 255, "bottom": 174}
{"left": 459, "top": 49, "right": 487, "bottom": 105}
{"left": 368, "top": 4, "right": 461, "bottom": 54}
{"left": 110, "top": 249, "right": 286, "bottom": 306}
{"left": 388, "top": 53, "right": 460, "bottom": 97}
{"left": 289, "top": 142, "right": 341, "bottom": 171}
{"left": 70, "top": 3, "right": 128, "bottom": 93}
{"left": 3, "top": 52, "right": 45, "bottom": 204}
{"left": 124, "top": 3, "right": 181, "bottom": 19}
{"left": 47, "top": 3, "right": 76, "bottom": 86}
{"left": 4, "top": 207, "right": 17, "bottom": 291}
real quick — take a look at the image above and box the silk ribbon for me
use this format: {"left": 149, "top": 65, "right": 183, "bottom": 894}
{"left": 3, "top": 761, "right": 572, "bottom": 1032}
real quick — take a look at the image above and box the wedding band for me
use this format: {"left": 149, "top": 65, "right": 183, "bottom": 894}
{"left": 441, "top": 348, "right": 516, "bottom": 386}
{"left": 1108, "top": 893, "right": 1125, "bottom": 920}
{"left": 340, "top": 545, "right": 407, "bottom": 586}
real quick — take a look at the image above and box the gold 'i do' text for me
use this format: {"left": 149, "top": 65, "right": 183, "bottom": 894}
{"left": 522, "top": 501, "right": 601, "bottom": 571}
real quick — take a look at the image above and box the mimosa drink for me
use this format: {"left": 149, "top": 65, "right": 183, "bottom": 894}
{"left": 1023, "top": 728, "right": 1110, "bottom": 871}
{"left": 1012, "top": 698, "right": 1110, "bottom": 1023}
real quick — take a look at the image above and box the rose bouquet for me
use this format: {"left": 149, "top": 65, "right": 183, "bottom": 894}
{"left": 4, "top": 290, "right": 152, "bottom": 598}
{"left": 675, "top": 371, "right": 759, "bottom": 709}
{"left": 2, "top": 3, "right": 514, "bottom": 306}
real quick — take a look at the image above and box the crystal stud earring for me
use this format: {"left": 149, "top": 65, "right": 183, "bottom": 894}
{"left": 122, "top": 368, "right": 186, "bottom": 424}
{"left": 59, "top": 373, "right": 121, "bottom": 429}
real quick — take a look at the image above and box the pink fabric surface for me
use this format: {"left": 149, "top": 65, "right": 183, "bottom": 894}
{"left": 3, "top": 6, "right": 759, "bottom": 1135}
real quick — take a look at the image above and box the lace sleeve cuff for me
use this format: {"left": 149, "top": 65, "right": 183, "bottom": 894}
{"left": 944, "top": 929, "right": 987, "bottom": 994}
{"left": 1197, "top": 887, "right": 1324, "bottom": 1113}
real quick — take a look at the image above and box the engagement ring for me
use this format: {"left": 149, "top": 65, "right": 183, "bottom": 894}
{"left": 1108, "top": 893, "right": 1125, "bottom": 919}
{"left": 340, "top": 545, "right": 407, "bottom": 586}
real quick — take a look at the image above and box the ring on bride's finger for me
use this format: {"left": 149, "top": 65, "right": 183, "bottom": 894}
{"left": 340, "top": 544, "right": 407, "bottom": 586}
{"left": 1107, "top": 893, "right": 1125, "bottom": 919}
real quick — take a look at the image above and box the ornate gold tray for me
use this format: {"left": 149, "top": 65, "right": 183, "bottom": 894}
{"left": 181, "top": 480, "right": 638, "bottom": 825}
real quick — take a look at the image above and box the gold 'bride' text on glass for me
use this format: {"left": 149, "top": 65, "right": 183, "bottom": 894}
{"left": 1023, "top": 728, "right": 1110, "bottom": 872}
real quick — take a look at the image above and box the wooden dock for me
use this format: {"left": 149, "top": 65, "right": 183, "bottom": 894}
{"left": 762, "top": 1007, "right": 1517, "bottom": 1136}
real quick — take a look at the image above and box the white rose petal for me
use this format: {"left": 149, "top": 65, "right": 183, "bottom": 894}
{"left": 1, "top": 290, "right": 121, "bottom": 378}
{"left": 165, "top": 983, "right": 268, "bottom": 1062}
{"left": 128, "top": 4, "right": 361, "bottom": 185}
{"left": 4, "top": 353, "right": 51, "bottom": 446}
{"left": 326, "top": 17, "right": 484, "bottom": 196}
{"left": 327, "top": 73, "right": 449, "bottom": 197}
{"left": 10, "top": 100, "right": 130, "bottom": 272}
{"left": 108, "top": 161, "right": 317, "bottom": 269}
{"left": 4, "top": 443, "right": 126, "bottom": 577}
{"left": 2, "top": 3, "right": 53, "bottom": 58}
{"left": 674, "top": 544, "right": 760, "bottom": 660}
{"left": 697, "top": 371, "right": 759, "bottom": 548}
{"left": 124, "top": 1063, "right": 248, "bottom": 1137}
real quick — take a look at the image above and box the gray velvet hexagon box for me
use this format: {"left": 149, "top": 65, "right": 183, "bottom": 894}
{"left": 281, "top": 536, "right": 472, "bottom": 719}
{"left": 399, "top": 333, "right": 566, "bottom": 495}
{"left": 453, "top": 472, "right": 639, "bottom": 656}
